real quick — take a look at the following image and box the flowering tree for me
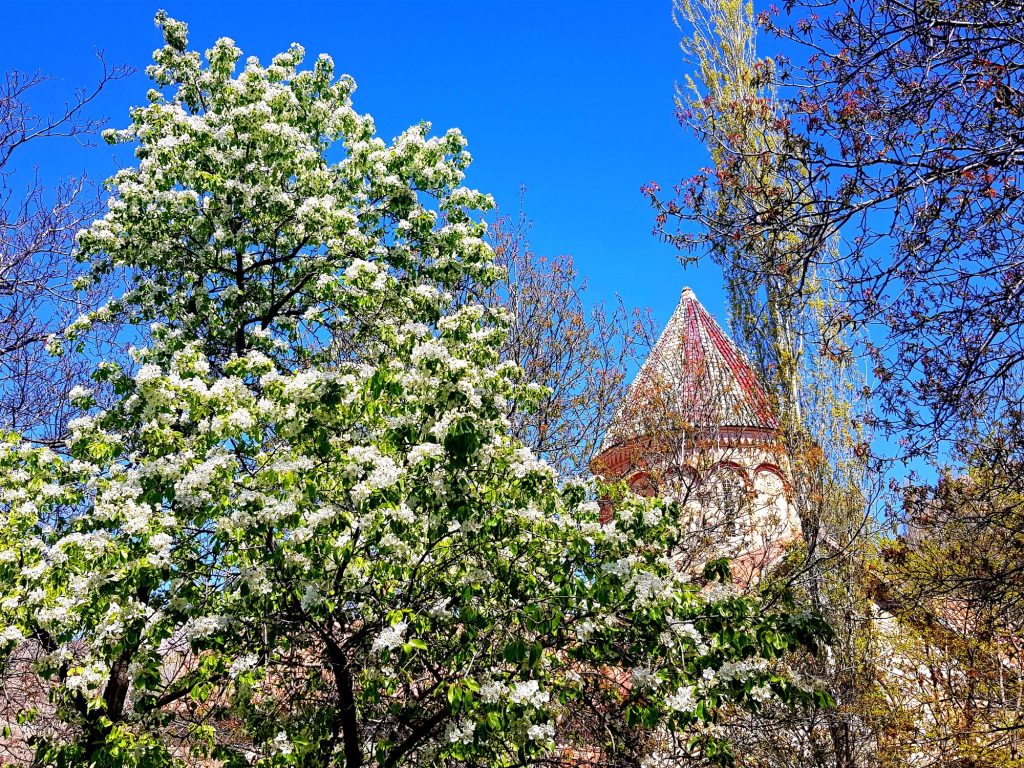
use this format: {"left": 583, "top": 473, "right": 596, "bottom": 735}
{"left": 0, "top": 15, "right": 828, "bottom": 767}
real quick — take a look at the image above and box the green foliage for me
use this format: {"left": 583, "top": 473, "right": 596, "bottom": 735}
{"left": 0, "top": 13, "right": 830, "bottom": 768}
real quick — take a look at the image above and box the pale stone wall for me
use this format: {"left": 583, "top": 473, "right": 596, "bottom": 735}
{"left": 598, "top": 431, "right": 800, "bottom": 583}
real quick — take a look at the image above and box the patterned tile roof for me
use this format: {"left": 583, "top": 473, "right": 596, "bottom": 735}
{"left": 600, "top": 287, "right": 778, "bottom": 452}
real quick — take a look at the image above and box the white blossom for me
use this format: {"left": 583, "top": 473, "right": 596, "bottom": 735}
{"left": 509, "top": 679, "right": 549, "bottom": 708}
{"left": 185, "top": 615, "right": 230, "bottom": 641}
{"left": 665, "top": 685, "right": 697, "bottom": 713}
{"left": 446, "top": 719, "right": 475, "bottom": 744}
{"left": 480, "top": 680, "right": 505, "bottom": 704}
{"left": 371, "top": 621, "right": 407, "bottom": 652}
{"left": 407, "top": 443, "right": 444, "bottom": 465}
{"left": 526, "top": 721, "right": 554, "bottom": 743}
{"left": 0, "top": 626, "right": 24, "bottom": 645}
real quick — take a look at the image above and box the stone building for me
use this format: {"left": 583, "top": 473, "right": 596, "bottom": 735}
{"left": 591, "top": 287, "right": 800, "bottom": 582}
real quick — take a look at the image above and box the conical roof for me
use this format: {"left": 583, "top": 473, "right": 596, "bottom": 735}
{"left": 600, "top": 287, "right": 778, "bottom": 452}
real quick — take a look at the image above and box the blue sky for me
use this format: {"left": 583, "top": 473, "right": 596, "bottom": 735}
{"left": 3, "top": 0, "right": 725, "bottom": 333}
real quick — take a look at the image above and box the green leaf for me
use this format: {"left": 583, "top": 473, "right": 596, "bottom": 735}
{"left": 504, "top": 640, "right": 527, "bottom": 663}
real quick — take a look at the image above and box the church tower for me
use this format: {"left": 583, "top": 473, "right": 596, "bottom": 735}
{"left": 591, "top": 287, "right": 800, "bottom": 581}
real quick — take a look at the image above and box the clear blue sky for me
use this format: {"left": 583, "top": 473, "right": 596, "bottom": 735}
{"left": 3, "top": 0, "right": 726, "bottom": 332}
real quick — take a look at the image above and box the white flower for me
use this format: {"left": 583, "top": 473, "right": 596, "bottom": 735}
{"left": 347, "top": 446, "right": 402, "bottom": 501}
{"left": 0, "top": 626, "right": 24, "bottom": 645}
{"left": 631, "top": 666, "right": 659, "bottom": 690}
{"left": 36, "top": 603, "right": 70, "bottom": 625}
{"left": 700, "top": 667, "right": 717, "bottom": 689}
{"left": 574, "top": 619, "right": 597, "bottom": 640}
{"left": 300, "top": 583, "right": 322, "bottom": 610}
{"left": 750, "top": 683, "right": 774, "bottom": 703}
{"left": 509, "top": 447, "right": 554, "bottom": 479}
{"left": 185, "top": 615, "right": 230, "bottom": 640}
{"left": 21, "top": 561, "right": 46, "bottom": 580}
{"left": 65, "top": 663, "right": 109, "bottom": 696}
{"left": 671, "top": 621, "right": 701, "bottom": 642}
{"left": 119, "top": 500, "right": 153, "bottom": 534}
{"left": 272, "top": 731, "right": 293, "bottom": 756}
{"left": 627, "top": 570, "right": 668, "bottom": 608}
{"left": 480, "top": 680, "right": 505, "bottom": 704}
{"left": 509, "top": 679, "right": 548, "bottom": 708}
{"left": 716, "top": 658, "right": 767, "bottom": 682}
{"left": 281, "top": 370, "right": 322, "bottom": 401}
{"left": 68, "top": 385, "right": 93, "bottom": 402}
{"left": 527, "top": 721, "right": 554, "bottom": 742}
{"left": 45, "top": 335, "right": 64, "bottom": 356}
{"left": 344, "top": 258, "right": 379, "bottom": 280}
{"left": 135, "top": 363, "right": 163, "bottom": 385}
{"left": 391, "top": 503, "right": 415, "bottom": 525}
{"left": 229, "top": 653, "right": 259, "bottom": 678}
{"left": 412, "top": 284, "right": 440, "bottom": 301}
{"left": 175, "top": 452, "right": 233, "bottom": 508}
{"left": 226, "top": 408, "right": 254, "bottom": 431}
{"left": 350, "top": 482, "right": 372, "bottom": 504}
{"left": 366, "top": 455, "right": 401, "bottom": 489}
{"left": 445, "top": 719, "right": 475, "bottom": 744}
{"left": 149, "top": 532, "right": 172, "bottom": 549}
{"left": 39, "top": 482, "right": 62, "bottom": 499}
{"left": 371, "top": 620, "right": 407, "bottom": 652}
{"left": 411, "top": 339, "right": 450, "bottom": 365}
{"left": 67, "top": 415, "right": 95, "bottom": 435}
{"left": 407, "top": 443, "right": 444, "bottom": 465}
{"left": 643, "top": 505, "right": 663, "bottom": 526}
{"left": 665, "top": 685, "right": 696, "bottom": 713}
{"left": 602, "top": 555, "right": 636, "bottom": 580}
{"left": 701, "top": 581, "right": 739, "bottom": 602}
{"left": 344, "top": 258, "right": 387, "bottom": 290}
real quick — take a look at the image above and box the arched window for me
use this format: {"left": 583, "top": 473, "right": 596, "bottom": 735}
{"left": 753, "top": 466, "right": 790, "bottom": 534}
{"left": 700, "top": 464, "right": 750, "bottom": 537}
{"left": 627, "top": 471, "right": 657, "bottom": 498}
